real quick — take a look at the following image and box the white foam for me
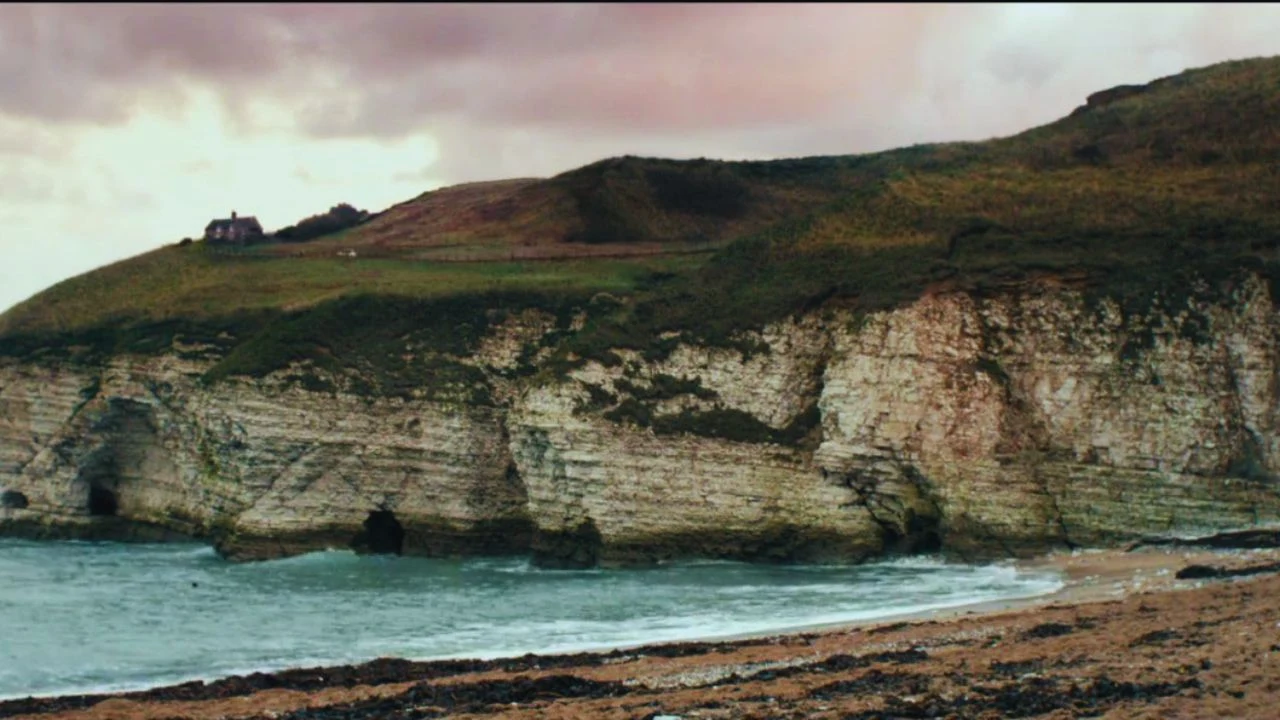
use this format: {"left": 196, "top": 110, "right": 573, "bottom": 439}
{"left": 0, "top": 539, "right": 1064, "bottom": 700}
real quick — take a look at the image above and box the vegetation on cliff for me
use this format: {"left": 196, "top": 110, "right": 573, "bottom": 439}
{"left": 272, "top": 203, "right": 374, "bottom": 244}
{"left": 2, "top": 56, "right": 1279, "bottom": 391}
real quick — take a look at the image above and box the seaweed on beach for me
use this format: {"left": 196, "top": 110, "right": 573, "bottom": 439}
{"left": 0, "top": 638, "right": 774, "bottom": 719}
{"left": 273, "top": 674, "right": 630, "bottom": 720}
{"left": 704, "top": 648, "right": 931, "bottom": 688}
{"left": 1020, "top": 621, "right": 1077, "bottom": 640}
{"left": 840, "top": 675, "right": 1203, "bottom": 720}
{"left": 808, "top": 669, "right": 932, "bottom": 700}
{"left": 1176, "top": 560, "right": 1280, "bottom": 580}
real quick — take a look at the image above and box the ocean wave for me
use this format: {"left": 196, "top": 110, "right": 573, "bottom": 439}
{"left": 0, "top": 540, "right": 1064, "bottom": 699}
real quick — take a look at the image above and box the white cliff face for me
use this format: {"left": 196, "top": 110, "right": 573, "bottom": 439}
{"left": 813, "top": 280, "right": 1280, "bottom": 557}
{"left": 0, "top": 357, "right": 530, "bottom": 559}
{"left": 3, "top": 275, "right": 1279, "bottom": 565}
{"left": 508, "top": 379, "right": 878, "bottom": 568}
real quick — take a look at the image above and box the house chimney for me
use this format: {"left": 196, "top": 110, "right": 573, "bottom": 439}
{"left": 231, "top": 210, "right": 237, "bottom": 220}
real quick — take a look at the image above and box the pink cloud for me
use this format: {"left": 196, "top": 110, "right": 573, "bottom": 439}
{"left": 1, "top": 3, "right": 1278, "bottom": 178}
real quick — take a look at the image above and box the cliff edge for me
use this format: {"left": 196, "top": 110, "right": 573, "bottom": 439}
{"left": 3, "top": 57, "right": 1280, "bottom": 567}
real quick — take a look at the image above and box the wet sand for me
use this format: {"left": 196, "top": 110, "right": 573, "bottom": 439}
{"left": 4, "top": 546, "right": 1280, "bottom": 720}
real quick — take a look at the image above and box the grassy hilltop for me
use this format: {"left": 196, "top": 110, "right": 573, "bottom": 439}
{"left": 2, "top": 56, "right": 1279, "bottom": 389}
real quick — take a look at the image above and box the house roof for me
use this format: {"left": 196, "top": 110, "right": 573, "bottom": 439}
{"left": 205, "top": 216, "right": 263, "bottom": 231}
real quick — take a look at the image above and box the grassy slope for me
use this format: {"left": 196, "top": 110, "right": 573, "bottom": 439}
{"left": 2, "top": 56, "right": 1279, "bottom": 385}
{"left": 0, "top": 243, "right": 699, "bottom": 334}
{"left": 560, "top": 56, "right": 1280, "bottom": 358}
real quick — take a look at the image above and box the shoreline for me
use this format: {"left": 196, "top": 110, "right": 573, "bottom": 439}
{"left": 4, "top": 544, "right": 1280, "bottom": 719}
{"left": 687, "top": 543, "right": 1236, "bottom": 646}
{"left": 0, "top": 553, "right": 1065, "bottom": 705}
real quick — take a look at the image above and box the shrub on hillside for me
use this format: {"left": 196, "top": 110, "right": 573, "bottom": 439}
{"left": 274, "top": 203, "right": 371, "bottom": 243}
{"left": 557, "top": 156, "right": 758, "bottom": 245}
{"left": 645, "top": 166, "right": 749, "bottom": 219}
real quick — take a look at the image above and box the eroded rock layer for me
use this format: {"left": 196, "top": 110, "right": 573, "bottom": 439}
{"left": 3, "top": 276, "right": 1279, "bottom": 566}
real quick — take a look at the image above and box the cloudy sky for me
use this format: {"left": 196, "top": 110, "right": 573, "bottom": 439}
{"left": 3, "top": 3, "right": 1280, "bottom": 313}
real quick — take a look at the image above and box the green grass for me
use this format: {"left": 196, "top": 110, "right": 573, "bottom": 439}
{"left": 0, "top": 244, "right": 702, "bottom": 336}
{"left": 548, "top": 57, "right": 1280, "bottom": 362}
{"left": 0, "top": 246, "right": 704, "bottom": 391}
{"left": 4, "top": 55, "right": 1280, "bottom": 395}
{"left": 603, "top": 400, "right": 823, "bottom": 448}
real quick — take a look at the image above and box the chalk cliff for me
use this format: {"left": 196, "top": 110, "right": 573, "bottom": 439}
{"left": 4, "top": 274, "right": 1277, "bottom": 566}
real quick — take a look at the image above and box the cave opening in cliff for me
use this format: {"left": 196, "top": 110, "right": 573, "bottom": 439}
{"left": 531, "top": 518, "right": 603, "bottom": 569}
{"left": 351, "top": 510, "right": 405, "bottom": 555}
{"left": 87, "top": 484, "right": 118, "bottom": 517}
{"left": 880, "top": 511, "right": 943, "bottom": 555}
{"left": 1, "top": 489, "right": 29, "bottom": 509}
{"left": 905, "top": 512, "right": 943, "bottom": 554}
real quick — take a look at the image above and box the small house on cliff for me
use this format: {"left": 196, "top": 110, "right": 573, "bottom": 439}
{"left": 204, "top": 211, "right": 264, "bottom": 245}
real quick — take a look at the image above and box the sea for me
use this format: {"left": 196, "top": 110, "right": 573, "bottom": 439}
{"left": 0, "top": 538, "right": 1063, "bottom": 700}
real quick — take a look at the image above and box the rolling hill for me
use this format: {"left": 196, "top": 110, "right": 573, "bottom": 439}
{"left": 2, "top": 55, "right": 1279, "bottom": 384}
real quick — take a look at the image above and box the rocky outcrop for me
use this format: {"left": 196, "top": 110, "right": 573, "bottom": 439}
{"left": 1068, "top": 75, "right": 1180, "bottom": 117}
{"left": 0, "top": 355, "right": 531, "bottom": 560}
{"left": 3, "top": 274, "right": 1279, "bottom": 566}
{"left": 1070, "top": 83, "right": 1149, "bottom": 117}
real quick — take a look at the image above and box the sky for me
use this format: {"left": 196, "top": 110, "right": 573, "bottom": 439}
{"left": 3, "top": 3, "right": 1280, "bottom": 313}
